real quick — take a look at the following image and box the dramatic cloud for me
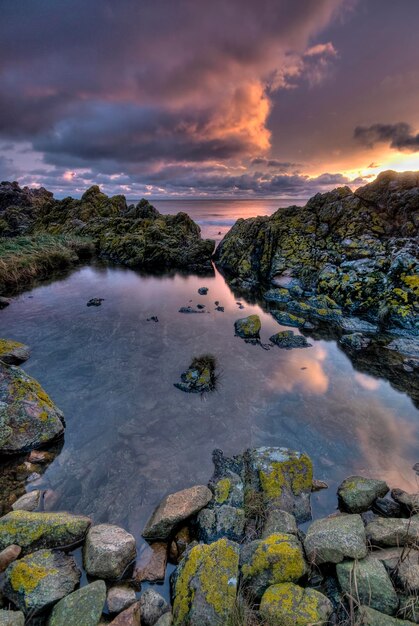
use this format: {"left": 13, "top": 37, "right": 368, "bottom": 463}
{"left": 354, "top": 123, "right": 419, "bottom": 153}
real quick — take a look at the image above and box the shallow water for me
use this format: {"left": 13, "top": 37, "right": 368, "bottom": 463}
{"left": 0, "top": 262, "right": 418, "bottom": 603}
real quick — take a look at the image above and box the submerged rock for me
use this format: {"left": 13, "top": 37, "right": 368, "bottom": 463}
{"left": 234, "top": 314, "right": 261, "bottom": 340}
{"left": 48, "top": 580, "right": 106, "bottom": 626}
{"left": 304, "top": 514, "right": 367, "bottom": 564}
{"left": 174, "top": 355, "right": 217, "bottom": 394}
{"left": 3, "top": 549, "right": 80, "bottom": 614}
{"left": 340, "top": 333, "right": 372, "bottom": 351}
{"left": 338, "top": 475, "right": 389, "bottom": 512}
{"left": 143, "top": 485, "right": 212, "bottom": 541}
{"left": 134, "top": 541, "right": 167, "bottom": 582}
{"left": 0, "top": 363, "right": 65, "bottom": 454}
{"left": 83, "top": 524, "right": 136, "bottom": 579}
{"left": 240, "top": 533, "right": 308, "bottom": 600}
{"left": 0, "top": 510, "right": 91, "bottom": 554}
{"left": 0, "top": 341, "right": 30, "bottom": 366}
{"left": 337, "top": 557, "right": 398, "bottom": 615}
{"left": 259, "top": 582, "right": 333, "bottom": 626}
{"left": 172, "top": 538, "right": 239, "bottom": 626}
{"left": 269, "top": 331, "right": 312, "bottom": 349}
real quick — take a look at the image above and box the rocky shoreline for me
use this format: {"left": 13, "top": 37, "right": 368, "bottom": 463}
{"left": 0, "top": 445, "right": 418, "bottom": 625}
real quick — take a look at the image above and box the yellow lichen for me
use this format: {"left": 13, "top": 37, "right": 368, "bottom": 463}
{"left": 241, "top": 534, "right": 307, "bottom": 585}
{"left": 10, "top": 559, "right": 53, "bottom": 593}
{"left": 215, "top": 478, "right": 231, "bottom": 505}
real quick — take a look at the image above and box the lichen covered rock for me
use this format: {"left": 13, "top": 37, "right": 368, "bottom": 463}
{"left": 304, "top": 514, "right": 367, "bottom": 564}
{"left": 48, "top": 580, "right": 106, "bottom": 626}
{"left": 338, "top": 475, "right": 389, "bottom": 512}
{"left": 0, "top": 363, "right": 65, "bottom": 454}
{"left": 2, "top": 549, "right": 80, "bottom": 614}
{"left": 172, "top": 538, "right": 239, "bottom": 626}
{"left": 0, "top": 510, "right": 91, "bottom": 554}
{"left": 240, "top": 533, "right": 308, "bottom": 600}
{"left": 234, "top": 314, "right": 261, "bottom": 340}
{"left": 366, "top": 516, "right": 419, "bottom": 547}
{"left": 269, "top": 331, "right": 311, "bottom": 349}
{"left": 0, "top": 341, "right": 30, "bottom": 366}
{"left": 337, "top": 557, "right": 399, "bottom": 615}
{"left": 259, "top": 582, "right": 333, "bottom": 626}
{"left": 197, "top": 505, "right": 245, "bottom": 543}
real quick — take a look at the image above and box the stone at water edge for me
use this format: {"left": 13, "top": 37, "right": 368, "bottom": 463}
{"left": 0, "top": 610, "right": 25, "bottom": 626}
{"left": 240, "top": 533, "right": 308, "bottom": 601}
{"left": 0, "top": 340, "right": 30, "bottom": 366}
{"left": 109, "top": 602, "right": 141, "bottom": 625}
{"left": 139, "top": 589, "right": 169, "bottom": 626}
{"left": 172, "top": 538, "right": 239, "bottom": 626}
{"left": 0, "top": 363, "right": 65, "bottom": 454}
{"left": 107, "top": 584, "right": 137, "bottom": 614}
{"left": 247, "top": 447, "right": 313, "bottom": 523}
{"left": 197, "top": 505, "right": 245, "bottom": 543}
{"left": 304, "top": 514, "right": 367, "bottom": 564}
{"left": 358, "top": 606, "right": 417, "bottom": 625}
{"left": 0, "top": 545, "right": 21, "bottom": 573}
{"left": 83, "top": 524, "right": 136, "bottom": 579}
{"left": 12, "top": 490, "right": 42, "bottom": 512}
{"left": 366, "top": 516, "right": 419, "bottom": 547}
{"left": 336, "top": 557, "right": 399, "bottom": 615}
{"left": 269, "top": 331, "right": 312, "bottom": 349}
{"left": 134, "top": 541, "right": 167, "bottom": 582}
{"left": 0, "top": 510, "right": 91, "bottom": 554}
{"left": 234, "top": 314, "right": 261, "bottom": 339}
{"left": 391, "top": 488, "right": 419, "bottom": 513}
{"left": 142, "top": 485, "right": 212, "bottom": 540}
{"left": 259, "top": 582, "right": 333, "bottom": 626}
{"left": 48, "top": 580, "right": 106, "bottom": 626}
{"left": 338, "top": 475, "right": 389, "bottom": 513}
{"left": 198, "top": 287, "right": 208, "bottom": 295}
{"left": 3, "top": 549, "right": 80, "bottom": 614}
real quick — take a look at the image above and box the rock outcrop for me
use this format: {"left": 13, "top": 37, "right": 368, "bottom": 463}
{"left": 215, "top": 171, "right": 419, "bottom": 335}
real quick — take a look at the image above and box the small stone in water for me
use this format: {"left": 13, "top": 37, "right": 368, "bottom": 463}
{"left": 215, "top": 306, "right": 224, "bottom": 312}
{"left": 87, "top": 298, "right": 104, "bottom": 307}
{"left": 146, "top": 316, "right": 159, "bottom": 322}
{"left": 198, "top": 287, "right": 208, "bottom": 295}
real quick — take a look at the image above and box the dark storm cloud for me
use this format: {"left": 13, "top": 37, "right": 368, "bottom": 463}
{"left": 354, "top": 123, "right": 419, "bottom": 153}
{"left": 251, "top": 158, "right": 302, "bottom": 169}
{"left": 0, "top": 0, "right": 345, "bottom": 185}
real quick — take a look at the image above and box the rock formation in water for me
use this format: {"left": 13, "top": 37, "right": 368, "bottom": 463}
{"left": 0, "top": 182, "right": 215, "bottom": 273}
{"left": 215, "top": 170, "right": 419, "bottom": 336}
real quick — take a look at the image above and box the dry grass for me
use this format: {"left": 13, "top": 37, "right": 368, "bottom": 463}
{"left": 0, "top": 234, "right": 94, "bottom": 294}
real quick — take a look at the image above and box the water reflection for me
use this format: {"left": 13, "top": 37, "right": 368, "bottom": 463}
{"left": 0, "top": 263, "right": 417, "bottom": 546}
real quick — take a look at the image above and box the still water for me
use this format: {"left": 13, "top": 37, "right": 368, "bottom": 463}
{"left": 0, "top": 263, "right": 418, "bottom": 549}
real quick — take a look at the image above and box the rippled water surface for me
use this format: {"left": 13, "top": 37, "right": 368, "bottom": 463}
{"left": 1, "top": 262, "right": 418, "bottom": 551}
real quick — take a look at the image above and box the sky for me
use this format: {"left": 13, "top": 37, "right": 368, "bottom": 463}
{"left": 1, "top": 0, "right": 419, "bottom": 199}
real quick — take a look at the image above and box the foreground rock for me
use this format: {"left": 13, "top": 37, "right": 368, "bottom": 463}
{"left": 260, "top": 582, "right": 333, "bottom": 626}
{"left": 0, "top": 341, "right": 30, "bottom": 366}
{"left": 338, "top": 475, "right": 389, "bottom": 512}
{"left": 83, "top": 524, "right": 136, "bottom": 579}
{"left": 139, "top": 589, "right": 169, "bottom": 626}
{"left": 3, "top": 549, "right": 80, "bottom": 614}
{"left": 0, "top": 510, "right": 91, "bottom": 553}
{"left": 215, "top": 171, "right": 419, "bottom": 336}
{"left": 0, "top": 363, "right": 65, "bottom": 454}
{"left": 48, "top": 580, "right": 106, "bottom": 626}
{"left": 174, "top": 355, "right": 217, "bottom": 394}
{"left": 337, "top": 557, "right": 398, "bottom": 615}
{"left": 172, "top": 538, "right": 239, "bottom": 625}
{"left": 304, "top": 514, "right": 367, "bottom": 564}
{"left": 143, "top": 485, "right": 212, "bottom": 540}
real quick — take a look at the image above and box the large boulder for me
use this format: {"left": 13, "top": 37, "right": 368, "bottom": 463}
{"left": 0, "top": 363, "right": 65, "bottom": 454}
{"left": 83, "top": 524, "right": 136, "bottom": 579}
{"left": 338, "top": 475, "right": 389, "bottom": 512}
{"left": 366, "top": 516, "right": 419, "bottom": 547}
{"left": 2, "top": 549, "right": 80, "bottom": 614}
{"left": 337, "top": 557, "right": 399, "bottom": 615}
{"left": 48, "top": 580, "right": 106, "bottom": 626}
{"left": 143, "top": 485, "right": 212, "bottom": 541}
{"left": 259, "top": 582, "right": 333, "bottom": 626}
{"left": 304, "top": 514, "right": 367, "bottom": 564}
{"left": 172, "top": 538, "right": 239, "bottom": 626}
{"left": 0, "top": 510, "right": 91, "bottom": 554}
{"left": 246, "top": 447, "right": 313, "bottom": 523}
{"left": 240, "top": 533, "right": 308, "bottom": 600}
{"left": 0, "top": 341, "right": 30, "bottom": 366}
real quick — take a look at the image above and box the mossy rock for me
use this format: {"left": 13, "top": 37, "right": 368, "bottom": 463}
{"left": 337, "top": 557, "right": 398, "bottom": 615}
{"left": 0, "top": 610, "right": 25, "bottom": 625}
{"left": 48, "top": 580, "right": 106, "bottom": 626}
{"left": 0, "top": 510, "right": 91, "bottom": 554}
{"left": 304, "top": 514, "right": 367, "bottom": 564}
{"left": 338, "top": 475, "right": 389, "bottom": 513}
{"left": 358, "top": 606, "right": 416, "bottom": 625}
{"left": 259, "top": 582, "right": 333, "bottom": 625}
{"left": 3, "top": 549, "right": 80, "bottom": 614}
{"left": 0, "top": 363, "right": 65, "bottom": 454}
{"left": 197, "top": 505, "right": 245, "bottom": 543}
{"left": 0, "top": 340, "right": 30, "bottom": 366}
{"left": 234, "top": 315, "right": 261, "bottom": 339}
{"left": 240, "top": 533, "right": 308, "bottom": 600}
{"left": 247, "top": 447, "right": 313, "bottom": 523}
{"left": 172, "top": 538, "right": 239, "bottom": 626}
